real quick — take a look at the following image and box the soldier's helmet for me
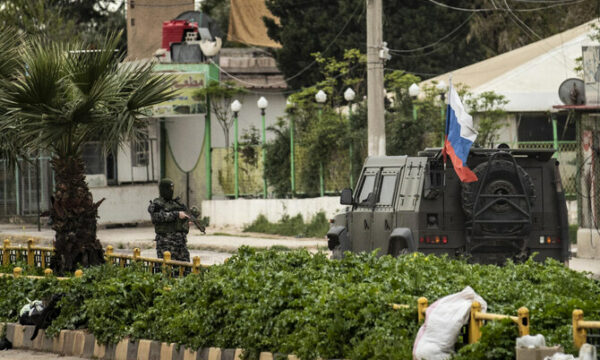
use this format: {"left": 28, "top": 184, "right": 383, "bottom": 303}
{"left": 159, "top": 178, "right": 174, "bottom": 200}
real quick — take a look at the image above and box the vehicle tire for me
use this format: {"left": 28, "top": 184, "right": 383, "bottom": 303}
{"left": 388, "top": 239, "right": 410, "bottom": 257}
{"left": 461, "top": 159, "right": 535, "bottom": 218}
{"left": 331, "top": 246, "right": 343, "bottom": 260}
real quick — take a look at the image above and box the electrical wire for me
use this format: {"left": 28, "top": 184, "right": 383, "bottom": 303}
{"left": 388, "top": 14, "right": 474, "bottom": 53}
{"left": 213, "top": 0, "right": 365, "bottom": 89}
{"left": 426, "top": 0, "right": 588, "bottom": 12}
{"left": 131, "top": 2, "right": 194, "bottom": 7}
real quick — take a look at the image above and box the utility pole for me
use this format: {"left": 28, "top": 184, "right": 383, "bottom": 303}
{"left": 366, "top": 0, "right": 386, "bottom": 156}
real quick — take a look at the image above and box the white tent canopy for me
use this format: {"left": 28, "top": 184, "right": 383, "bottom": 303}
{"left": 424, "top": 20, "right": 600, "bottom": 112}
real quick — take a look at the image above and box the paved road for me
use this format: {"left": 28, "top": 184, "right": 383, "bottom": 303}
{"left": 4, "top": 223, "right": 600, "bottom": 275}
{"left": 0, "top": 349, "right": 84, "bottom": 359}
{"left": 0, "top": 224, "right": 327, "bottom": 253}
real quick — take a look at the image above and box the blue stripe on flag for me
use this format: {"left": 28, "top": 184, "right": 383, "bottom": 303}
{"left": 446, "top": 105, "right": 473, "bottom": 164}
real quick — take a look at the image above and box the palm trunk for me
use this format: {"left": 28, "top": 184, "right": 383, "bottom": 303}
{"left": 50, "top": 155, "right": 105, "bottom": 274}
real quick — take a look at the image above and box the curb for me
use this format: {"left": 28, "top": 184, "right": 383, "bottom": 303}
{"left": 1, "top": 323, "right": 295, "bottom": 360}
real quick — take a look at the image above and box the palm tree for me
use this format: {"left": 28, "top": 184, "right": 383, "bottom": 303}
{"left": 0, "top": 29, "right": 175, "bottom": 273}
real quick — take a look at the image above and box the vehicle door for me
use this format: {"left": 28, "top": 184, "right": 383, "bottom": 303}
{"left": 371, "top": 168, "right": 402, "bottom": 253}
{"left": 350, "top": 168, "right": 379, "bottom": 252}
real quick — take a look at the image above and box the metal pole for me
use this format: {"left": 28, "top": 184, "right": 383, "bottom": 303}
{"left": 160, "top": 120, "right": 166, "bottom": 179}
{"left": 205, "top": 96, "right": 212, "bottom": 200}
{"left": 15, "top": 165, "right": 20, "bottom": 216}
{"left": 186, "top": 171, "right": 190, "bottom": 208}
{"left": 290, "top": 113, "right": 295, "bottom": 195}
{"left": 440, "top": 95, "right": 446, "bottom": 147}
{"left": 367, "top": 0, "right": 386, "bottom": 156}
{"left": 412, "top": 103, "right": 418, "bottom": 123}
{"left": 552, "top": 113, "right": 559, "bottom": 159}
{"left": 318, "top": 107, "right": 324, "bottom": 197}
{"left": 261, "top": 108, "right": 267, "bottom": 198}
{"left": 234, "top": 111, "right": 239, "bottom": 199}
{"left": 36, "top": 156, "right": 41, "bottom": 231}
{"left": 348, "top": 104, "right": 354, "bottom": 188}
{"left": 27, "top": 162, "right": 32, "bottom": 214}
{"left": 3, "top": 161, "right": 7, "bottom": 216}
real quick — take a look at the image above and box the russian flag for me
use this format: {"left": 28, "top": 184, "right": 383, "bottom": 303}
{"left": 443, "top": 84, "right": 478, "bottom": 183}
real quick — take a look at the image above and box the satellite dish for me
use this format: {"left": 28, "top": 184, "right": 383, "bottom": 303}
{"left": 558, "top": 78, "right": 585, "bottom": 105}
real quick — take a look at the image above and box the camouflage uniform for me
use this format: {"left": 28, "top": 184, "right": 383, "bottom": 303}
{"left": 148, "top": 179, "right": 191, "bottom": 262}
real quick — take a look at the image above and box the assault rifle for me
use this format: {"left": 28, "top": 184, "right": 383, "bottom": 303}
{"left": 182, "top": 204, "right": 206, "bottom": 234}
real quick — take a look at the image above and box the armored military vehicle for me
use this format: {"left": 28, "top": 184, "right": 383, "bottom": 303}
{"left": 327, "top": 146, "right": 570, "bottom": 264}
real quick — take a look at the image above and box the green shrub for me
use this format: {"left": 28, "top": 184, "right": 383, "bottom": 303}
{"left": 1, "top": 249, "right": 599, "bottom": 359}
{"left": 243, "top": 211, "right": 329, "bottom": 238}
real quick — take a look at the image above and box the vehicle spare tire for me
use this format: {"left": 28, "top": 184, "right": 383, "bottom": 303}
{"left": 461, "top": 159, "right": 535, "bottom": 220}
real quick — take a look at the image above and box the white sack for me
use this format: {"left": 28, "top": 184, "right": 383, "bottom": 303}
{"left": 578, "top": 343, "right": 597, "bottom": 360}
{"left": 516, "top": 334, "right": 546, "bottom": 349}
{"left": 413, "top": 286, "right": 487, "bottom": 360}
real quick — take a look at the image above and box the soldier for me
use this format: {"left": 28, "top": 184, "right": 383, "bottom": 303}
{"left": 148, "top": 178, "right": 196, "bottom": 262}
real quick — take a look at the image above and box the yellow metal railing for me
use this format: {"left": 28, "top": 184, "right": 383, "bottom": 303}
{"left": 1, "top": 239, "right": 207, "bottom": 277}
{"left": 469, "top": 301, "right": 530, "bottom": 343}
{"left": 104, "top": 246, "right": 206, "bottom": 276}
{"left": 391, "top": 297, "right": 429, "bottom": 322}
{"left": 573, "top": 309, "right": 600, "bottom": 349}
{"left": 2, "top": 239, "right": 54, "bottom": 268}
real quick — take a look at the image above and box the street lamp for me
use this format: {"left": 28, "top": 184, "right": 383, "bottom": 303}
{"left": 231, "top": 99, "right": 242, "bottom": 199}
{"left": 315, "top": 90, "right": 327, "bottom": 197}
{"left": 344, "top": 87, "right": 356, "bottom": 188}
{"left": 287, "top": 98, "right": 296, "bottom": 195}
{"left": 257, "top": 96, "right": 268, "bottom": 198}
{"left": 436, "top": 80, "right": 448, "bottom": 147}
{"left": 409, "top": 83, "right": 420, "bottom": 122}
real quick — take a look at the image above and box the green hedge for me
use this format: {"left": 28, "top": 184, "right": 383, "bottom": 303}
{"left": 1, "top": 248, "right": 599, "bottom": 359}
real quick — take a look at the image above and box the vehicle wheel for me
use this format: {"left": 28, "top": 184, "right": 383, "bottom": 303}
{"left": 461, "top": 159, "right": 535, "bottom": 218}
{"left": 388, "top": 239, "right": 410, "bottom": 257}
{"left": 331, "top": 246, "right": 343, "bottom": 260}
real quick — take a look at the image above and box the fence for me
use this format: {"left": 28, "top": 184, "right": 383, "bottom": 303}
{"left": 391, "top": 297, "right": 529, "bottom": 345}
{"left": 1, "top": 239, "right": 207, "bottom": 277}
{"left": 0, "top": 157, "right": 54, "bottom": 218}
{"left": 210, "top": 144, "right": 353, "bottom": 199}
{"left": 511, "top": 141, "right": 578, "bottom": 197}
{"left": 573, "top": 309, "right": 600, "bottom": 349}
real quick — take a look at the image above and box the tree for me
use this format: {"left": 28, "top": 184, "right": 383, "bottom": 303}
{"left": 465, "top": 91, "right": 509, "bottom": 148}
{"left": 264, "top": 0, "right": 596, "bottom": 89}
{"left": 0, "top": 30, "right": 175, "bottom": 273}
{"left": 0, "top": 0, "right": 126, "bottom": 51}
{"left": 194, "top": 81, "right": 247, "bottom": 148}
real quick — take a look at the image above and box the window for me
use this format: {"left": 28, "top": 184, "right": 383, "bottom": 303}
{"left": 378, "top": 175, "right": 397, "bottom": 205}
{"left": 81, "top": 142, "right": 105, "bottom": 175}
{"left": 358, "top": 175, "right": 376, "bottom": 204}
{"left": 518, "top": 113, "right": 575, "bottom": 142}
{"left": 131, "top": 139, "right": 149, "bottom": 167}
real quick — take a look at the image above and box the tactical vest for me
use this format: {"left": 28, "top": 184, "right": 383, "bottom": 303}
{"left": 151, "top": 197, "right": 189, "bottom": 234}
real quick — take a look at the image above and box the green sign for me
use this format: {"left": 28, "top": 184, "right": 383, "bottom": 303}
{"left": 152, "top": 72, "right": 208, "bottom": 117}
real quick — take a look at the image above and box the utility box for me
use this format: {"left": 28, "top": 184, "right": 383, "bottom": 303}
{"left": 515, "top": 345, "right": 563, "bottom": 360}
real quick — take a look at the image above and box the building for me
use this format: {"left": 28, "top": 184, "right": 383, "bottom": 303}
{"left": 424, "top": 20, "right": 600, "bottom": 223}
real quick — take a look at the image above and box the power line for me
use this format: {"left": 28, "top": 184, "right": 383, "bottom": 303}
{"left": 212, "top": 0, "right": 366, "bottom": 89}
{"left": 388, "top": 14, "right": 474, "bottom": 53}
{"left": 426, "top": 0, "right": 588, "bottom": 12}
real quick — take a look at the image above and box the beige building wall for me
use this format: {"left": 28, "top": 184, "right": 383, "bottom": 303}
{"left": 127, "top": 0, "right": 194, "bottom": 60}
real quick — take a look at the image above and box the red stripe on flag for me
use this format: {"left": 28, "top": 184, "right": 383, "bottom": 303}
{"left": 443, "top": 138, "right": 478, "bottom": 183}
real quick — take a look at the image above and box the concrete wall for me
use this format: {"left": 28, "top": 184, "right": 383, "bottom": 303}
{"left": 91, "top": 184, "right": 158, "bottom": 225}
{"left": 202, "top": 197, "right": 347, "bottom": 228}
{"left": 577, "top": 228, "right": 600, "bottom": 259}
{"left": 126, "top": 0, "right": 194, "bottom": 60}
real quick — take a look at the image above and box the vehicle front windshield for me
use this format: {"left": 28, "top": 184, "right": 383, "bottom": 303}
{"left": 378, "top": 175, "right": 397, "bottom": 205}
{"left": 358, "top": 175, "right": 376, "bottom": 204}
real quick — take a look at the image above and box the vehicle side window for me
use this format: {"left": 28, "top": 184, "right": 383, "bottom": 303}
{"left": 378, "top": 175, "right": 397, "bottom": 205}
{"left": 358, "top": 175, "right": 376, "bottom": 204}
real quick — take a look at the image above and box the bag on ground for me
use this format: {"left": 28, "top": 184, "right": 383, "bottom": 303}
{"left": 413, "top": 286, "right": 487, "bottom": 360}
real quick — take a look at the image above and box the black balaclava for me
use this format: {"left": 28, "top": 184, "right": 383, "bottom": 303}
{"left": 159, "top": 178, "right": 174, "bottom": 200}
